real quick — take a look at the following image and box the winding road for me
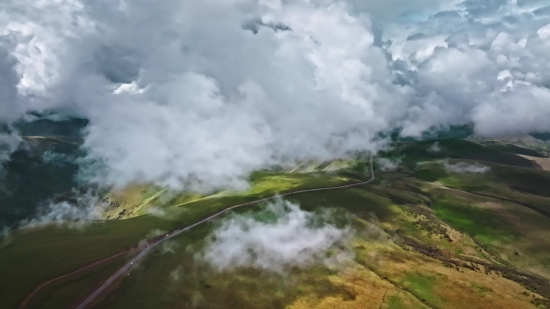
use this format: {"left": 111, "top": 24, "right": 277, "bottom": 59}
{"left": 76, "top": 157, "right": 375, "bottom": 309}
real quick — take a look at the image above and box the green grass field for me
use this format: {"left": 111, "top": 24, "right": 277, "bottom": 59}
{"left": 401, "top": 272, "right": 441, "bottom": 305}
{"left": 482, "top": 141, "right": 544, "bottom": 157}
{"left": 383, "top": 139, "right": 537, "bottom": 168}
{"left": 0, "top": 171, "right": 350, "bottom": 309}
{"left": 25, "top": 254, "right": 129, "bottom": 309}
{"left": 430, "top": 198, "right": 519, "bottom": 244}
{"left": 3, "top": 139, "right": 550, "bottom": 308}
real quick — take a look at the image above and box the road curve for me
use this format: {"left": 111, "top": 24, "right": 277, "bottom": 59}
{"left": 19, "top": 251, "right": 129, "bottom": 309}
{"left": 76, "top": 157, "right": 375, "bottom": 309}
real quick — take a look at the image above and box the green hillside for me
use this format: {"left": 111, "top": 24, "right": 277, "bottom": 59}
{"left": 2, "top": 139, "right": 550, "bottom": 309}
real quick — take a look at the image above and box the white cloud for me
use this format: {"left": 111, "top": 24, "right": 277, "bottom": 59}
{"left": 376, "top": 157, "right": 401, "bottom": 171}
{"left": 537, "top": 23, "right": 550, "bottom": 39}
{"left": 0, "top": 226, "right": 12, "bottom": 249}
{"left": 20, "top": 189, "right": 101, "bottom": 228}
{"left": 0, "top": 131, "right": 21, "bottom": 174}
{"left": 0, "top": 0, "right": 549, "bottom": 192}
{"left": 443, "top": 160, "right": 490, "bottom": 173}
{"left": 0, "top": 226, "right": 9, "bottom": 239}
{"left": 41, "top": 149, "right": 77, "bottom": 166}
{"left": 200, "top": 199, "right": 353, "bottom": 273}
{"left": 161, "top": 240, "right": 180, "bottom": 254}
{"left": 146, "top": 228, "right": 166, "bottom": 238}
{"left": 170, "top": 265, "right": 183, "bottom": 282}
{"left": 428, "top": 141, "right": 442, "bottom": 153}
{"left": 147, "top": 206, "right": 168, "bottom": 218}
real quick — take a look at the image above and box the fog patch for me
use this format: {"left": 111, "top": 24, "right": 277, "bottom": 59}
{"left": 443, "top": 160, "right": 490, "bottom": 174}
{"left": 0, "top": 227, "right": 13, "bottom": 249}
{"left": 200, "top": 199, "right": 353, "bottom": 273}
{"left": 0, "top": 226, "right": 9, "bottom": 238}
{"left": 161, "top": 240, "right": 180, "bottom": 254}
{"left": 41, "top": 150, "right": 77, "bottom": 166}
{"left": 147, "top": 229, "right": 166, "bottom": 238}
{"left": 147, "top": 206, "right": 168, "bottom": 218}
{"left": 0, "top": 131, "right": 21, "bottom": 176}
{"left": 376, "top": 157, "right": 401, "bottom": 171}
{"left": 138, "top": 229, "right": 168, "bottom": 248}
{"left": 414, "top": 161, "right": 430, "bottom": 167}
{"left": 20, "top": 190, "right": 101, "bottom": 228}
{"left": 191, "top": 291, "right": 204, "bottom": 308}
{"left": 428, "top": 142, "right": 441, "bottom": 153}
{"left": 170, "top": 265, "right": 184, "bottom": 282}
{"left": 363, "top": 212, "right": 390, "bottom": 242}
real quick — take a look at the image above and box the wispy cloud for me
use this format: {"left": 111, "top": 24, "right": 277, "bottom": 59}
{"left": 20, "top": 190, "right": 101, "bottom": 228}
{"left": 0, "top": 131, "right": 21, "bottom": 176}
{"left": 428, "top": 142, "right": 441, "bottom": 153}
{"left": 199, "top": 199, "right": 353, "bottom": 273}
{"left": 147, "top": 206, "right": 168, "bottom": 218}
{"left": 442, "top": 160, "right": 490, "bottom": 174}
{"left": 376, "top": 157, "right": 402, "bottom": 171}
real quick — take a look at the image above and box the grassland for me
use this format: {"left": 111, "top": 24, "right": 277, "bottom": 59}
{"left": 98, "top": 163, "right": 357, "bottom": 220}
{"left": 25, "top": 253, "right": 129, "bottom": 309}
{"left": 0, "top": 171, "right": 349, "bottom": 309}
{"left": 481, "top": 141, "right": 545, "bottom": 157}
{"left": 384, "top": 138, "right": 537, "bottom": 168}
{"left": 2, "top": 138, "right": 550, "bottom": 309}
{"left": 85, "top": 176, "right": 548, "bottom": 309}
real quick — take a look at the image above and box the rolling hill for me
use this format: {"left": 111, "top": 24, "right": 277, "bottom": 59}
{"left": 1, "top": 138, "right": 550, "bottom": 309}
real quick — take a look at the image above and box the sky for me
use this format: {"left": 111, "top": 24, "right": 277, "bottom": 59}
{"left": 0, "top": 0, "right": 549, "bottom": 191}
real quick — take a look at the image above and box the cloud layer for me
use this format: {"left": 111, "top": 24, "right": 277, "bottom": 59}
{"left": 200, "top": 199, "right": 352, "bottom": 272}
{"left": 1, "top": 0, "right": 549, "bottom": 190}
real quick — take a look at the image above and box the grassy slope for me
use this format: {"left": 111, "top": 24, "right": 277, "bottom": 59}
{"left": 4, "top": 139, "right": 550, "bottom": 309}
{"left": 76, "top": 137, "right": 550, "bottom": 308}
{"left": 99, "top": 169, "right": 355, "bottom": 220}
{"left": 400, "top": 143, "right": 550, "bottom": 281}
{"left": 93, "top": 178, "right": 545, "bottom": 309}
{"left": 386, "top": 138, "right": 537, "bottom": 169}
{"left": 412, "top": 158, "right": 550, "bottom": 219}
{"left": 75, "top": 190, "right": 410, "bottom": 309}
{"left": 415, "top": 163, "right": 550, "bottom": 276}
{"left": 0, "top": 172, "right": 348, "bottom": 309}
{"left": 26, "top": 254, "right": 129, "bottom": 309}
{"left": 482, "top": 141, "right": 544, "bottom": 157}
